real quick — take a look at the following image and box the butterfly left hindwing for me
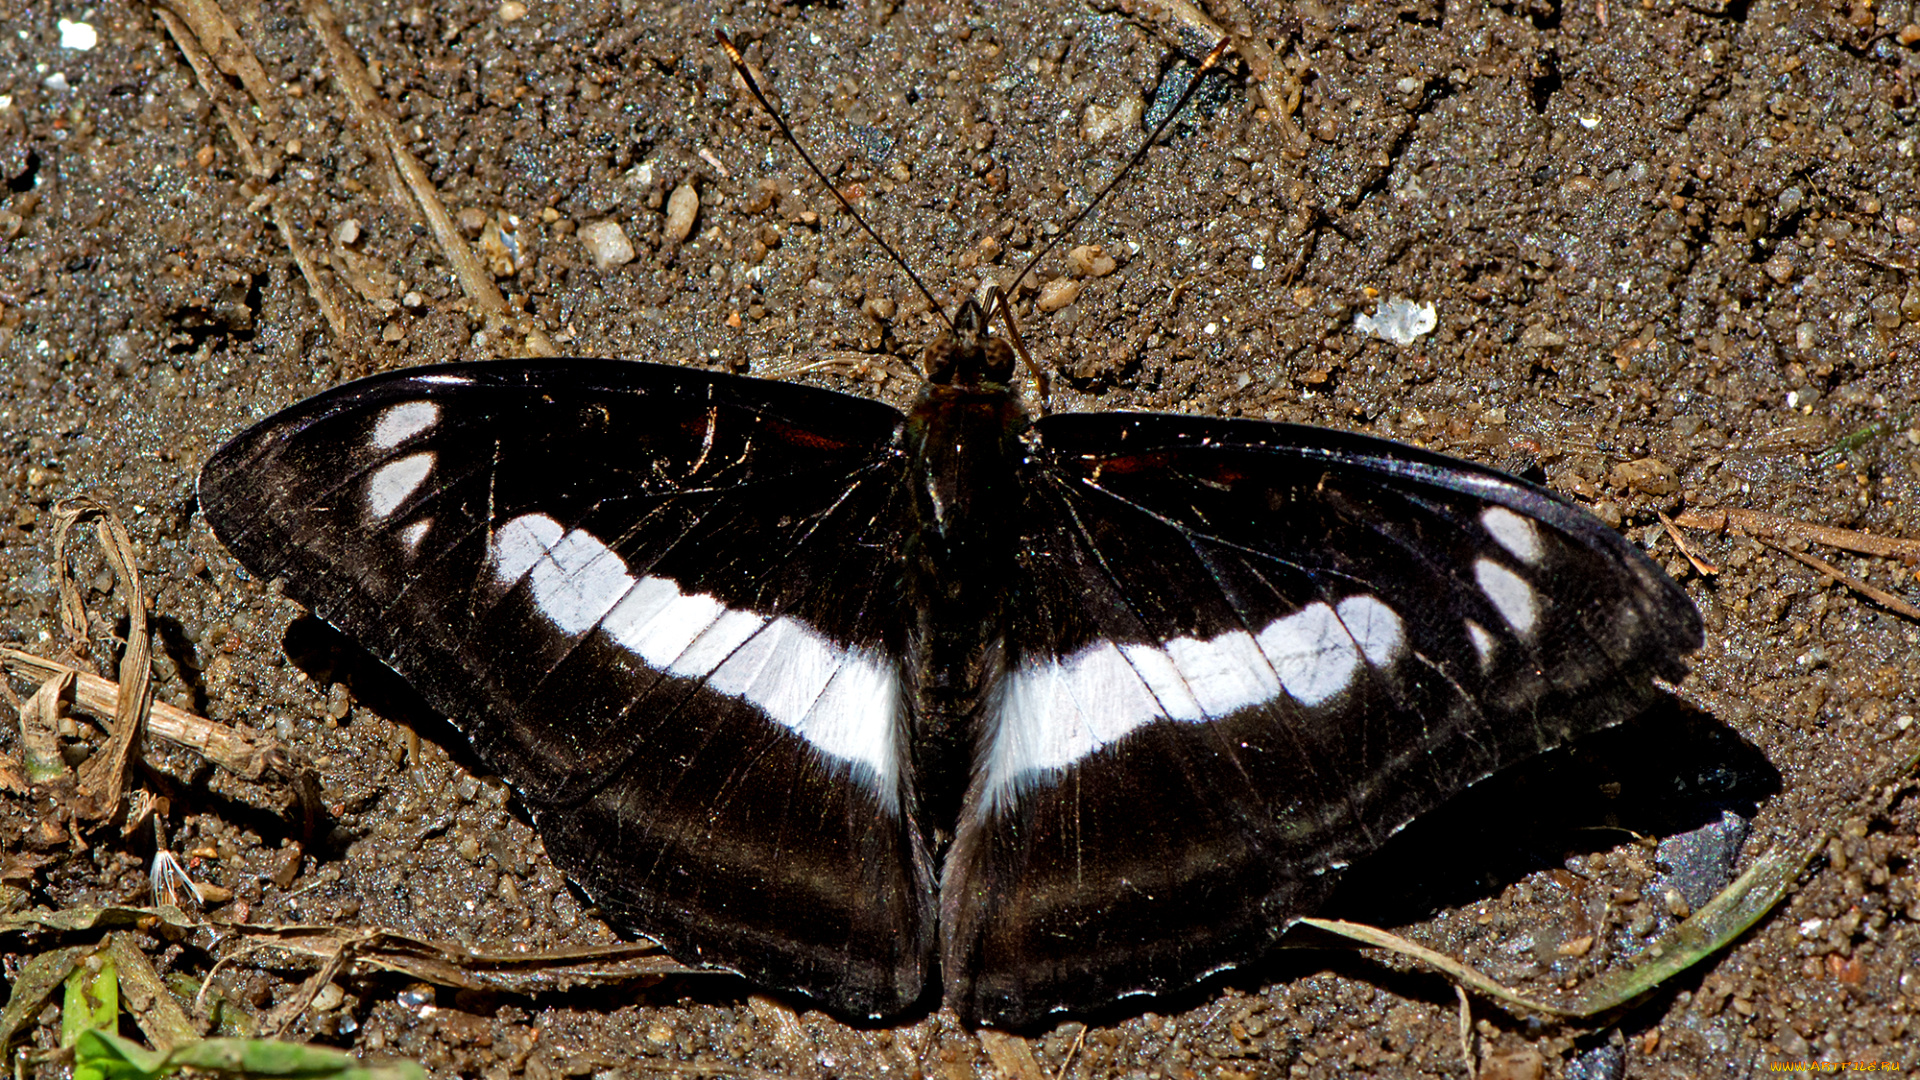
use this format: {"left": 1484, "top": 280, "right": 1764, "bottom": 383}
{"left": 941, "top": 411, "right": 1702, "bottom": 1026}
{"left": 199, "top": 360, "right": 939, "bottom": 1020}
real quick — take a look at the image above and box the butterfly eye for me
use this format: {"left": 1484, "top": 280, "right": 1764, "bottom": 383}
{"left": 983, "top": 340, "right": 1016, "bottom": 384}
{"left": 922, "top": 334, "right": 959, "bottom": 383}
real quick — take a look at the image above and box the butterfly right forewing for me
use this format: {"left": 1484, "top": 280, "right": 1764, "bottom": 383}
{"left": 942, "top": 413, "right": 1701, "bottom": 1027}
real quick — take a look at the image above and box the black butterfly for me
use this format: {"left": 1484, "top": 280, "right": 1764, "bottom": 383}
{"left": 199, "top": 295, "right": 1701, "bottom": 1027}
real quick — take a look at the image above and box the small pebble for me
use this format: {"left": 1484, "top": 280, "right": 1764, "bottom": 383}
{"left": 666, "top": 181, "right": 700, "bottom": 242}
{"left": 1081, "top": 96, "right": 1143, "bottom": 143}
{"left": 332, "top": 219, "right": 362, "bottom": 246}
{"left": 1354, "top": 296, "right": 1437, "bottom": 346}
{"left": 1036, "top": 278, "right": 1082, "bottom": 312}
{"left": 269, "top": 845, "right": 303, "bottom": 889}
{"left": 1067, "top": 244, "right": 1117, "bottom": 278}
{"left": 578, "top": 219, "right": 635, "bottom": 270}
{"left": 497, "top": 0, "right": 527, "bottom": 21}
{"left": 1609, "top": 456, "right": 1678, "bottom": 496}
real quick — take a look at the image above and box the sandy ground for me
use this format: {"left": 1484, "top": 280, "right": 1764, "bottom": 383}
{"left": 3, "top": 0, "right": 1920, "bottom": 1076}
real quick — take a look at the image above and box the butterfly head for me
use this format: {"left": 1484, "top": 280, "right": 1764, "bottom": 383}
{"left": 922, "top": 297, "right": 1017, "bottom": 391}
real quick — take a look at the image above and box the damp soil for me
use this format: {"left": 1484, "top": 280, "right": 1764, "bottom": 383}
{"left": 3, "top": 0, "right": 1920, "bottom": 1076}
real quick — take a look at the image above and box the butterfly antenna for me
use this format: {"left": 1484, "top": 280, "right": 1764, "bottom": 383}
{"left": 993, "top": 38, "right": 1234, "bottom": 322}
{"left": 717, "top": 30, "right": 954, "bottom": 333}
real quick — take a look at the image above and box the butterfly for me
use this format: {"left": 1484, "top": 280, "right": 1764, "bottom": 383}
{"left": 198, "top": 286, "right": 1702, "bottom": 1027}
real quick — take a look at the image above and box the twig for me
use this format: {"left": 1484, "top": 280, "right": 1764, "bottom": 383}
{"left": 977, "top": 1030, "right": 1046, "bottom": 1080}
{"left": 1052, "top": 1027, "right": 1086, "bottom": 1080}
{"left": 1758, "top": 539, "right": 1920, "bottom": 621}
{"left": 1672, "top": 507, "right": 1920, "bottom": 562}
{"left": 1, "top": 647, "right": 288, "bottom": 781}
{"left": 1454, "top": 984, "right": 1474, "bottom": 1080}
{"left": 150, "top": 4, "right": 355, "bottom": 347}
{"left": 301, "top": 0, "right": 551, "bottom": 355}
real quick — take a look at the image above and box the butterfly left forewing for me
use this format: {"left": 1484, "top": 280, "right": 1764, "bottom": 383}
{"left": 942, "top": 412, "right": 1701, "bottom": 1027}
{"left": 201, "top": 360, "right": 939, "bottom": 1020}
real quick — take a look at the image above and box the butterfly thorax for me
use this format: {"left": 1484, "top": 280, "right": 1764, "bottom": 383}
{"left": 901, "top": 303, "right": 1029, "bottom": 831}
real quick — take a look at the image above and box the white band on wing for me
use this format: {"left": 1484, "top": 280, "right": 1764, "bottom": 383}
{"left": 981, "top": 596, "right": 1408, "bottom": 812}
{"left": 486, "top": 512, "right": 902, "bottom": 797}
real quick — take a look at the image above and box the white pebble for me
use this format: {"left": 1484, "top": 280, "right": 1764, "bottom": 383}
{"left": 58, "top": 19, "right": 97, "bottom": 51}
{"left": 1354, "top": 296, "right": 1437, "bottom": 346}
{"left": 578, "top": 219, "right": 635, "bottom": 270}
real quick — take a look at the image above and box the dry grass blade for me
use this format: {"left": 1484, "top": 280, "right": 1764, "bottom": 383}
{"left": 51, "top": 498, "right": 154, "bottom": 821}
{"left": 1297, "top": 917, "right": 1571, "bottom": 1019}
{"left": 148, "top": 0, "right": 282, "bottom": 122}
{"left": 1, "top": 648, "right": 288, "bottom": 781}
{"left": 106, "top": 931, "right": 198, "bottom": 1051}
{"left": 216, "top": 923, "right": 689, "bottom": 996}
{"left": 1656, "top": 510, "right": 1718, "bottom": 576}
{"left": 16, "top": 670, "right": 72, "bottom": 783}
{"left": 1298, "top": 837, "right": 1813, "bottom": 1025}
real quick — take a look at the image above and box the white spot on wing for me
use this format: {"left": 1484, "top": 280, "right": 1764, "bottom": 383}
{"left": 1336, "top": 595, "right": 1403, "bottom": 666}
{"left": 1466, "top": 620, "right": 1496, "bottom": 665}
{"left": 989, "top": 642, "right": 1164, "bottom": 781}
{"left": 1115, "top": 643, "right": 1202, "bottom": 721}
{"left": 398, "top": 518, "right": 431, "bottom": 552}
{"left": 1475, "top": 558, "right": 1538, "bottom": 635}
{"left": 365, "top": 452, "right": 434, "bottom": 519}
{"left": 1480, "top": 506, "right": 1544, "bottom": 565}
{"left": 527, "top": 530, "right": 630, "bottom": 635}
{"left": 798, "top": 648, "right": 899, "bottom": 771}
{"left": 372, "top": 401, "right": 440, "bottom": 449}
{"left": 607, "top": 586, "right": 726, "bottom": 665}
{"left": 483, "top": 512, "right": 900, "bottom": 796}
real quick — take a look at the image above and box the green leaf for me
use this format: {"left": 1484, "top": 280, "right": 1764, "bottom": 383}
{"left": 61, "top": 949, "right": 119, "bottom": 1048}
{"left": 72, "top": 1030, "right": 426, "bottom": 1080}
{"left": 0, "top": 944, "right": 89, "bottom": 1055}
